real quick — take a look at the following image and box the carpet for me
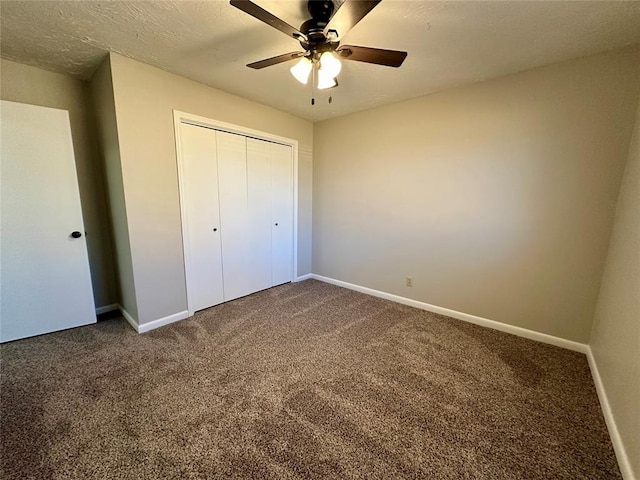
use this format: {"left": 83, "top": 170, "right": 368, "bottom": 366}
{"left": 0, "top": 279, "right": 620, "bottom": 479}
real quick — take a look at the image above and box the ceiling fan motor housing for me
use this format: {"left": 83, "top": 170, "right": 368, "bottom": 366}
{"left": 300, "top": 1, "right": 339, "bottom": 53}
{"left": 308, "top": 0, "right": 334, "bottom": 22}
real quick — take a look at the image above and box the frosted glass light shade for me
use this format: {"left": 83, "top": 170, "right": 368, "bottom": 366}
{"left": 319, "top": 52, "right": 342, "bottom": 78}
{"left": 290, "top": 57, "right": 312, "bottom": 84}
{"left": 317, "top": 70, "right": 337, "bottom": 90}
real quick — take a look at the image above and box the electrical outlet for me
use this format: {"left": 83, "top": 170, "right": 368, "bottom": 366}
{"left": 406, "top": 276, "right": 413, "bottom": 287}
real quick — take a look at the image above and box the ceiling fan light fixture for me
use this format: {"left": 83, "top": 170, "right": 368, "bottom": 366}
{"left": 319, "top": 51, "right": 342, "bottom": 78}
{"left": 290, "top": 57, "right": 312, "bottom": 84}
{"left": 317, "top": 70, "right": 337, "bottom": 90}
{"left": 231, "top": 0, "right": 408, "bottom": 103}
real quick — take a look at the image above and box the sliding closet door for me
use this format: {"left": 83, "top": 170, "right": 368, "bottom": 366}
{"left": 271, "top": 143, "right": 294, "bottom": 285}
{"left": 179, "top": 123, "right": 224, "bottom": 312}
{"left": 247, "top": 138, "right": 274, "bottom": 293}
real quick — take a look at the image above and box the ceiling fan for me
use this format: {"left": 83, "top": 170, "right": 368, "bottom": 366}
{"left": 230, "top": 0, "right": 407, "bottom": 96}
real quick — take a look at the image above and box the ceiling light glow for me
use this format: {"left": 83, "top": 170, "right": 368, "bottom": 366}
{"left": 319, "top": 51, "right": 342, "bottom": 78}
{"left": 290, "top": 57, "right": 312, "bottom": 84}
{"left": 317, "top": 69, "right": 337, "bottom": 90}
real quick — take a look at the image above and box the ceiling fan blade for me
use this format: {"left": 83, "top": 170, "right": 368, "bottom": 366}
{"left": 324, "top": 0, "right": 382, "bottom": 38}
{"left": 247, "top": 51, "right": 306, "bottom": 69}
{"left": 230, "top": 0, "right": 305, "bottom": 40}
{"left": 337, "top": 45, "right": 407, "bottom": 67}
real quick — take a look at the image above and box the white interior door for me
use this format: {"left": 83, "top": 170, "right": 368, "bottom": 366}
{"left": 178, "top": 123, "right": 224, "bottom": 312}
{"left": 247, "top": 138, "right": 273, "bottom": 292}
{"left": 217, "top": 131, "right": 254, "bottom": 301}
{"left": 0, "top": 100, "right": 96, "bottom": 342}
{"left": 270, "top": 143, "right": 294, "bottom": 286}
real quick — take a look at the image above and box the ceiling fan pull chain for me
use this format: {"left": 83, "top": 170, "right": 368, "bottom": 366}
{"left": 311, "top": 60, "right": 316, "bottom": 106}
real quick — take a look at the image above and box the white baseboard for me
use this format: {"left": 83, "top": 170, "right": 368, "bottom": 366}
{"left": 586, "top": 348, "right": 635, "bottom": 480}
{"left": 95, "top": 303, "right": 119, "bottom": 315}
{"left": 115, "top": 305, "right": 189, "bottom": 334}
{"left": 294, "top": 273, "right": 313, "bottom": 282}
{"left": 117, "top": 304, "right": 139, "bottom": 333}
{"left": 309, "top": 274, "right": 588, "bottom": 354}
{"left": 137, "top": 310, "right": 190, "bottom": 334}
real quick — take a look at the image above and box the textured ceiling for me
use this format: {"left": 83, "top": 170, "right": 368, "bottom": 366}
{"left": 1, "top": 1, "right": 639, "bottom": 122}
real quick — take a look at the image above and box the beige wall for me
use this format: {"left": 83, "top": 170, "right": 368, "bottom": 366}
{"left": 107, "top": 53, "right": 313, "bottom": 325}
{"left": 313, "top": 46, "right": 640, "bottom": 343}
{"left": 0, "top": 58, "right": 117, "bottom": 308}
{"left": 590, "top": 98, "right": 640, "bottom": 478}
{"left": 89, "top": 57, "right": 138, "bottom": 319}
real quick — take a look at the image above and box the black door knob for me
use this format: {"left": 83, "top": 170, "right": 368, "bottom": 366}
{"left": 275, "top": 223, "right": 278, "bottom": 226}
{"left": 71, "top": 231, "right": 82, "bottom": 238}
{"left": 213, "top": 228, "right": 218, "bottom": 232}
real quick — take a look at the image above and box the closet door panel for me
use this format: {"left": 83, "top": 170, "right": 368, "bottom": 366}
{"left": 247, "top": 138, "right": 273, "bottom": 292}
{"left": 271, "top": 143, "right": 294, "bottom": 285}
{"left": 179, "top": 123, "right": 224, "bottom": 311}
{"left": 216, "top": 131, "right": 253, "bottom": 301}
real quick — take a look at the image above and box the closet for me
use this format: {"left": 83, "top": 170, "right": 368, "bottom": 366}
{"left": 177, "top": 121, "right": 294, "bottom": 313}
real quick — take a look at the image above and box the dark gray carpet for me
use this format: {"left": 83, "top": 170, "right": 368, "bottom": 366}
{"left": 1, "top": 279, "right": 620, "bottom": 479}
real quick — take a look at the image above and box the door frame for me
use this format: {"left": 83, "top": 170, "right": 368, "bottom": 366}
{"left": 172, "top": 110, "right": 299, "bottom": 317}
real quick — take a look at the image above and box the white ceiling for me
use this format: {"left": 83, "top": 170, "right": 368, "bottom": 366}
{"left": 1, "top": 1, "right": 639, "bottom": 122}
